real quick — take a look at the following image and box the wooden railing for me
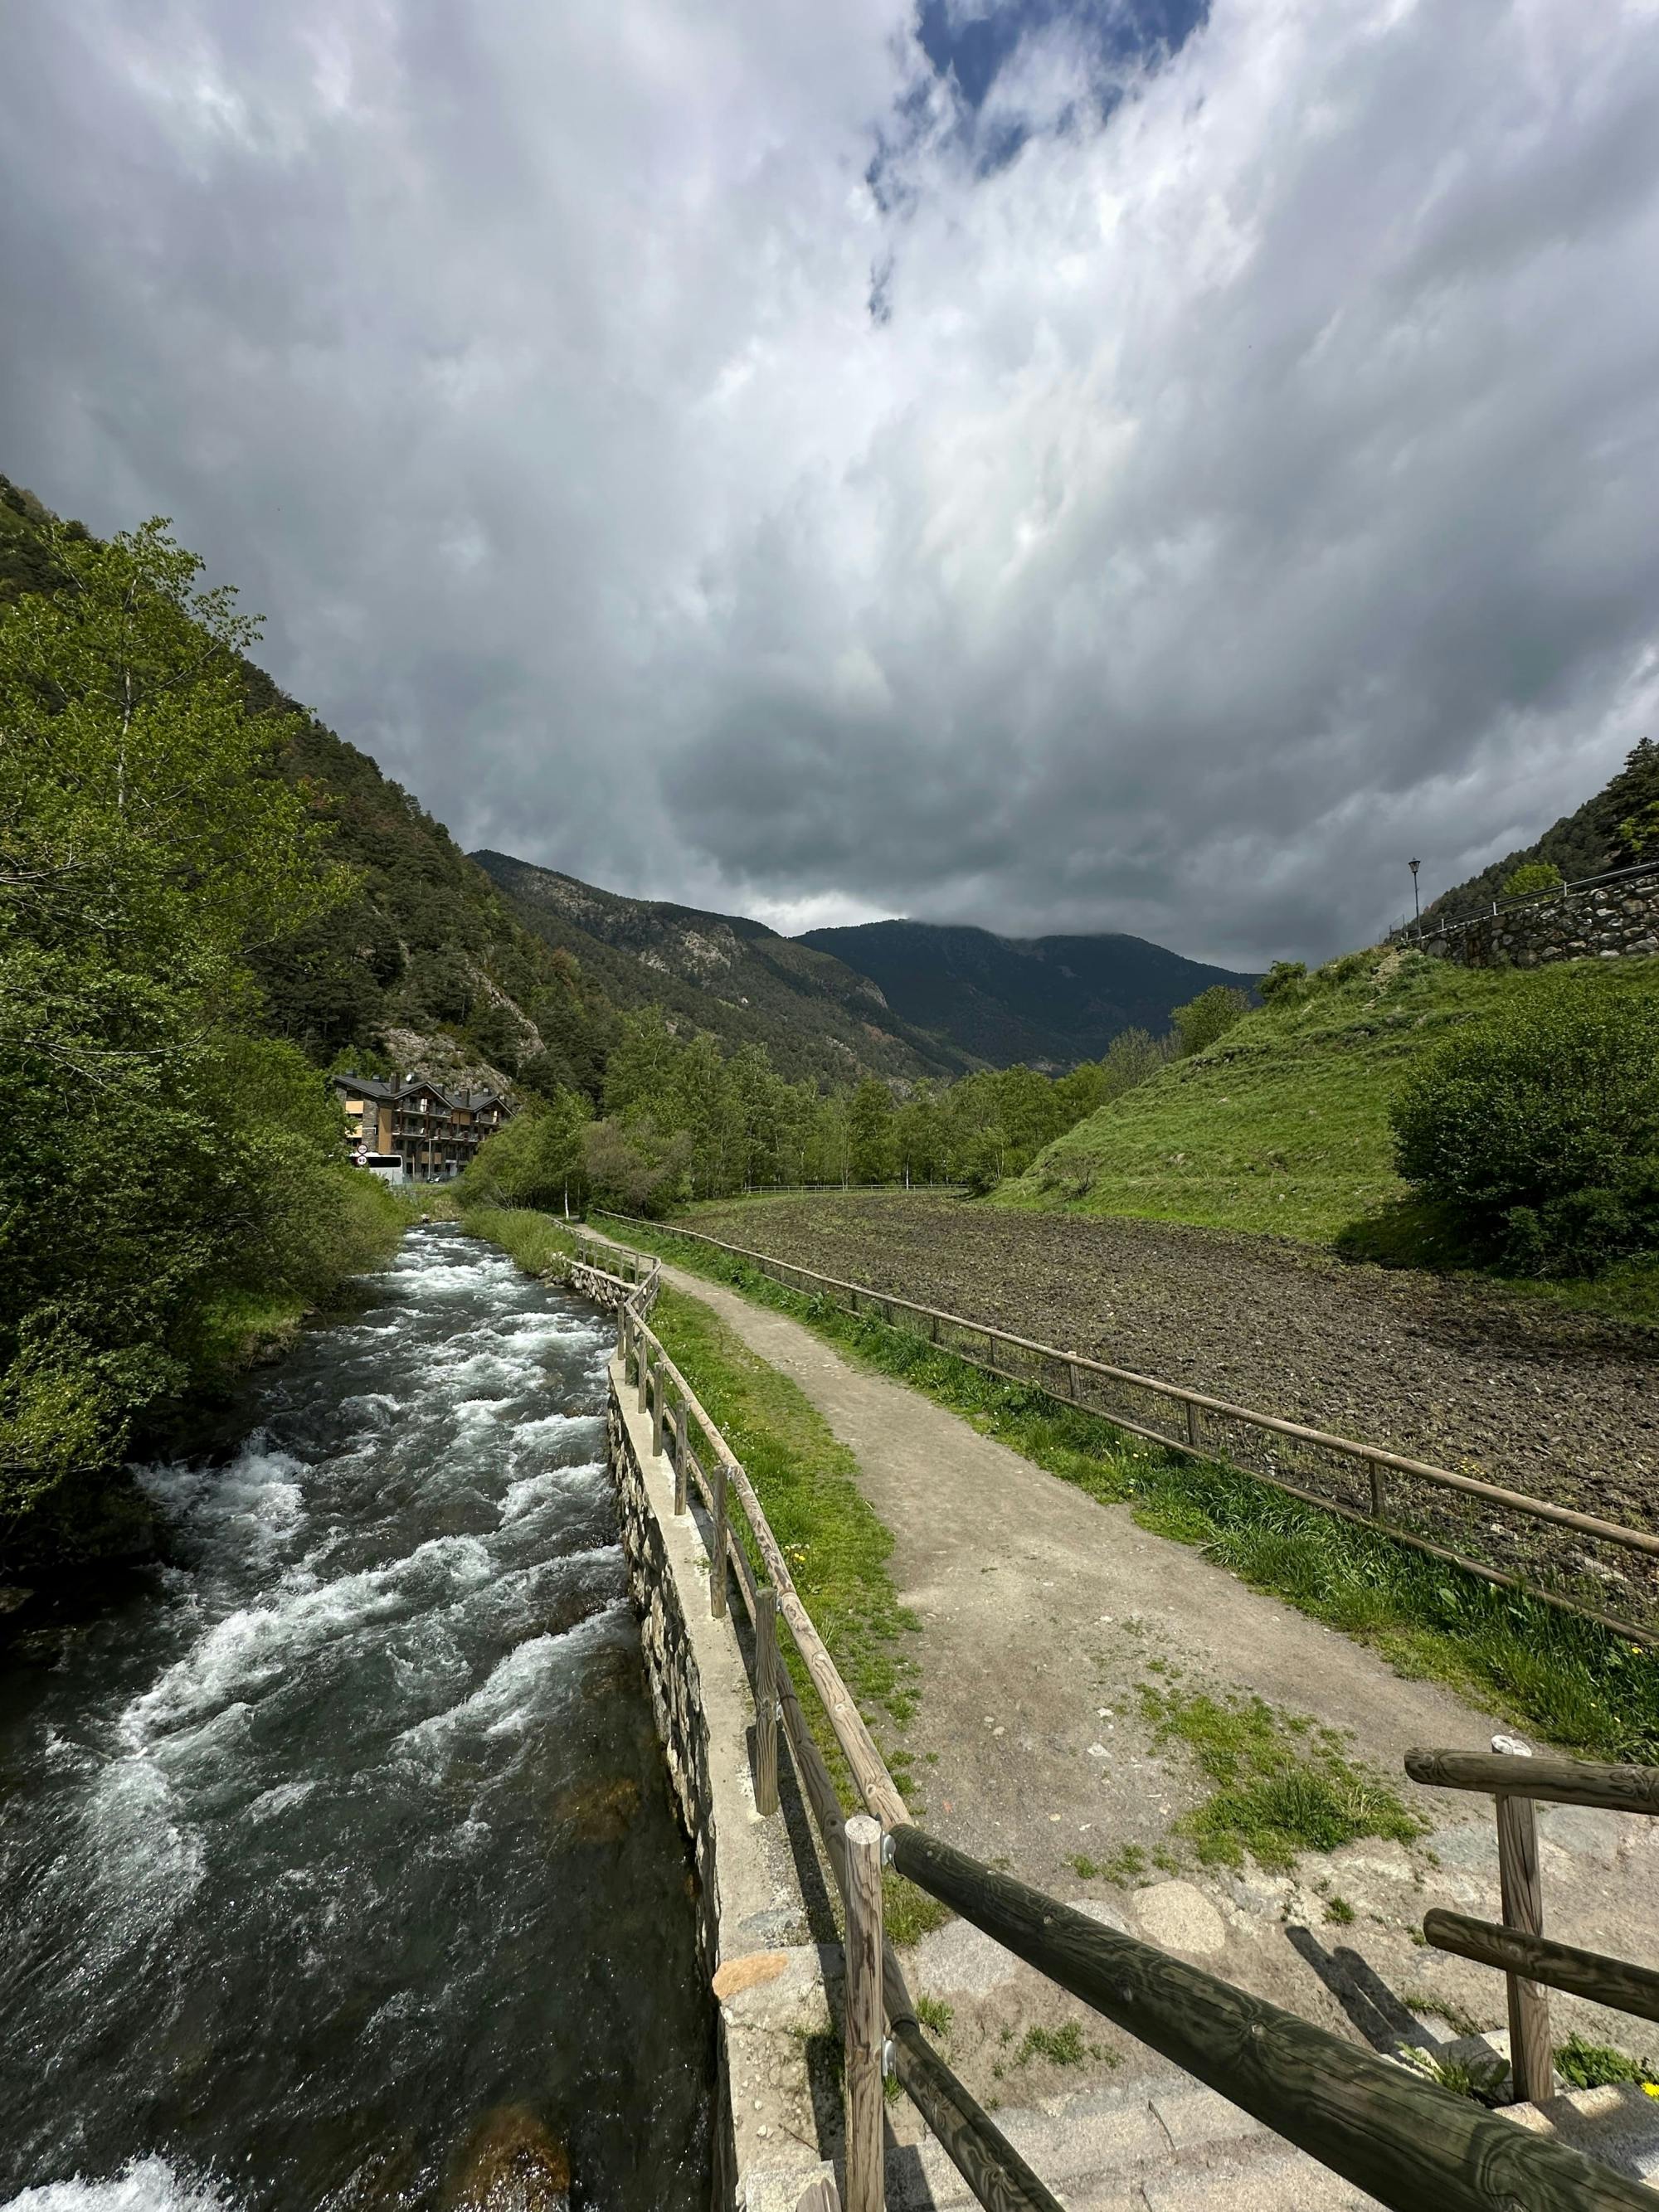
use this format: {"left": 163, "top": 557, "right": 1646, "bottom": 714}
{"left": 566, "top": 1223, "right": 1656, "bottom": 2212}
{"left": 591, "top": 1210, "right": 1659, "bottom": 1648}
{"left": 1407, "top": 1740, "right": 1659, "bottom": 2103}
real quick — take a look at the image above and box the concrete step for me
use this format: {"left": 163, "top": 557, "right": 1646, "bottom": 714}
{"left": 885, "top": 2077, "right": 1385, "bottom": 2210}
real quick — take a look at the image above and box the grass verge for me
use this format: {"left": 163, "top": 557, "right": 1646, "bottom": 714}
{"left": 596, "top": 1213, "right": 1659, "bottom": 1763}
{"left": 460, "top": 1203, "right": 946, "bottom": 1942}
{"left": 1135, "top": 1678, "right": 1426, "bottom": 1871}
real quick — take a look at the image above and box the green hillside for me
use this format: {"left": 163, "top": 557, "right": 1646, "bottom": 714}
{"left": 1002, "top": 946, "right": 1659, "bottom": 1248}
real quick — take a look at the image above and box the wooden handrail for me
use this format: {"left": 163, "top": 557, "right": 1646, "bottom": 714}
{"left": 1423, "top": 1911, "right": 1659, "bottom": 2027}
{"left": 591, "top": 1212, "right": 1659, "bottom": 1563}
{"left": 596, "top": 1237, "right": 912, "bottom": 1832}
{"left": 889, "top": 1826, "right": 1654, "bottom": 2212}
{"left": 1405, "top": 1748, "right": 1659, "bottom": 1815}
{"left": 659, "top": 1389, "right": 1062, "bottom": 2210}
{"left": 588, "top": 1210, "right": 1659, "bottom": 1650}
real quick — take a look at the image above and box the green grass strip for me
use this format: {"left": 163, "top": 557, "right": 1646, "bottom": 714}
{"left": 597, "top": 1213, "right": 1659, "bottom": 1764}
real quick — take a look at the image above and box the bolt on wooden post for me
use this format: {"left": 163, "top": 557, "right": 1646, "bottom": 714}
{"left": 753, "top": 1587, "right": 781, "bottom": 1816}
{"left": 1494, "top": 1736, "right": 1553, "bottom": 2104}
{"left": 843, "top": 1815, "right": 887, "bottom": 2212}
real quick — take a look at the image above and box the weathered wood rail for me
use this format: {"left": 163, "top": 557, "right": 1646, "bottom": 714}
{"left": 565, "top": 1220, "right": 1658, "bottom": 2212}
{"left": 591, "top": 1209, "right": 1659, "bottom": 1647}
{"left": 1407, "top": 1738, "right": 1659, "bottom": 2101}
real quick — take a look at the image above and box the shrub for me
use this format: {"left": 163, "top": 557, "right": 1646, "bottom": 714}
{"left": 1171, "top": 985, "right": 1251, "bottom": 1057}
{"left": 1501, "top": 861, "right": 1564, "bottom": 899}
{"left": 1390, "top": 972, "right": 1659, "bottom": 1272}
{"left": 1258, "top": 960, "right": 1308, "bottom": 1006}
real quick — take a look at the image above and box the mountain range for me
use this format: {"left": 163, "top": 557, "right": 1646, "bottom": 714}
{"left": 471, "top": 852, "right": 970, "bottom": 1086}
{"left": 797, "top": 919, "right": 1257, "bottom": 1067}
{"left": 474, "top": 852, "right": 1258, "bottom": 1080}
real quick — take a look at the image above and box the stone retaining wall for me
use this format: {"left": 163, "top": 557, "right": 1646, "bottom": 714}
{"left": 609, "top": 1368, "right": 839, "bottom": 2212}
{"left": 1411, "top": 873, "right": 1659, "bottom": 969}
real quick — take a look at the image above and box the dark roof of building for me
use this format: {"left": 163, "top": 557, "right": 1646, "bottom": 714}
{"left": 331, "top": 1072, "right": 509, "bottom": 1112}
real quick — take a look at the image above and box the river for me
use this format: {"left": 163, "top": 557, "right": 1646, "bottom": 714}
{"left": 0, "top": 1228, "right": 712, "bottom": 2210}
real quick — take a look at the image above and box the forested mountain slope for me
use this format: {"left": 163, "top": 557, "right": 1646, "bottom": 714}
{"left": 1423, "top": 739, "right": 1659, "bottom": 925}
{"left": 2, "top": 473, "right": 606, "bottom": 1099}
{"left": 797, "top": 918, "right": 1258, "bottom": 1068}
{"left": 474, "top": 850, "right": 974, "bottom": 1086}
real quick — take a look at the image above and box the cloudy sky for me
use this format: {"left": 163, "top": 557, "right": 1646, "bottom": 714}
{"left": 3, "top": 0, "right": 1657, "bottom": 967}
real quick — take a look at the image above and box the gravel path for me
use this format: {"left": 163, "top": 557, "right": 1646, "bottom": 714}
{"left": 683, "top": 1195, "right": 1659, "bottom": 1533}
{"left": 645, "top": 1252, "right": 1659, "bottom": 2128}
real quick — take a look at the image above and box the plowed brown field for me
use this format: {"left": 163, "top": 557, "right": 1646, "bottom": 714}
{"left": 679, "top": 1193, "right": 1659, "bottom": 1534}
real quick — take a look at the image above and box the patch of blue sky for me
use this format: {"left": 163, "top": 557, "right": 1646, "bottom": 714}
{"left": 872, "top": 0, "right": 1210, "bottom": 203}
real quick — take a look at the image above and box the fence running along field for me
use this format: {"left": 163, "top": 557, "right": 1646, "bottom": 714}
{"left": 591, "top": 1210, "right": 1659, "bottom": 1648}
{"left": 561, "top": 1224, "right": 1657, "bottom": 2212}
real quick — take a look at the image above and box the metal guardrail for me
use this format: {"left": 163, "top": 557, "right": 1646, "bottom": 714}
{"left": 563, "top": 1221, "right": 1658, "bottom": 2212}
{"left": 590, "top": 1211, "right": 1659, "bottom": 1647}
{"left": 1394, "top": 853, "right": 1659, "bottom": 946}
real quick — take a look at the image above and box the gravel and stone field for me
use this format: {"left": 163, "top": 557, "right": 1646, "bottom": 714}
{"left": 679, "top": 1193, "right": 1659, "bottom": 1534}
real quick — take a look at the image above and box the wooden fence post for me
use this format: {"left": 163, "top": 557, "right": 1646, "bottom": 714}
{"left": 754, "top": 1587, "right": 780, "bottom": 1816}
{"left": 844, "top": 1815, "right": 887, "bottom": 2212}
{"left": 1369, "top": 1463, "right": 1385, "bottom": 1519}
{"left": 673, "top": 1398, "right": 688, "bottom": 1516}
{"left": 1185, "top": 1398, "right": 1200, "bottom": 1452}
{"left": 650, "top": 1360, "right": 665, "bottom": 1457}
{"left": 1494, "top": 1737, "right": 1553, "bottom": 2104}
{"left": 710, "top": 1460, "right": 728, "bottom": 1620}
{"left": 637, "top": 1334, "right": 650, "bottom": 1415}
{"left": 615, "top": 1301, "right": 627, "bottom": 1358}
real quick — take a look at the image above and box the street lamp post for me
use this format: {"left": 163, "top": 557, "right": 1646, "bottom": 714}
{"left": 1408, "top": 858, "right": 1421, "bottom": 931}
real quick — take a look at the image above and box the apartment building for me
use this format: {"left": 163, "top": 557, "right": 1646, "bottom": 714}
{"left": 332, "top": 1072, "right": 512, "bottom": 1183}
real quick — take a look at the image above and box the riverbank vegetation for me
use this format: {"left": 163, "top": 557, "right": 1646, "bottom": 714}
{"left": 1, "top": 517, "right": 401, "bottom": 1572}
{"left": 592, "top": 1218, "right": 1659, "bottom": 1765}
{"left": 457, "top": 1007, "right": 1192, "bottom": 1218}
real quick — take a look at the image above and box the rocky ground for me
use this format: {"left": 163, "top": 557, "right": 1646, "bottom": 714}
{"left": 683, "top": 1194, "right": 1659, "bottom": 1536}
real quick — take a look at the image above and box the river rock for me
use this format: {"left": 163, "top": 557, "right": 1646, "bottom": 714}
{"left": 447, "top": 2105, "right": 572, "bottom": 2211}
{"left": 549, "top": 1773, "right": 640, "bottom": 1845}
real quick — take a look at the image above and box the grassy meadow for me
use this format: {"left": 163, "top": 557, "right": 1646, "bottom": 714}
{"left": 1000, "top": 946, "right": 1659, "bottom": 1323}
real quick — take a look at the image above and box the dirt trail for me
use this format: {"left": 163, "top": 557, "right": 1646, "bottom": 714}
{"left": 656, "top": 1255, "right": 1659, "bottom": 2118}
{"left": 687, "top": 1194, "right": 1659, "bottom": 1530}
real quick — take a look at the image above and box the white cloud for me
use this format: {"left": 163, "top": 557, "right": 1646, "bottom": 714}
{"left": 2, "top": 0, "right": 1657, "bottom": 965}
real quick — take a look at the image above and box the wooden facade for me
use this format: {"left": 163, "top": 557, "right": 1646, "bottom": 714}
{"left": 332, "top": 1072, "right": 511, "bottom": 1183}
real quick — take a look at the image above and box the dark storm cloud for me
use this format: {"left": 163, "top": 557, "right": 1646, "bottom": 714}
{"left": 2, "top": 0, "right": 1657, "bottom": 966}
